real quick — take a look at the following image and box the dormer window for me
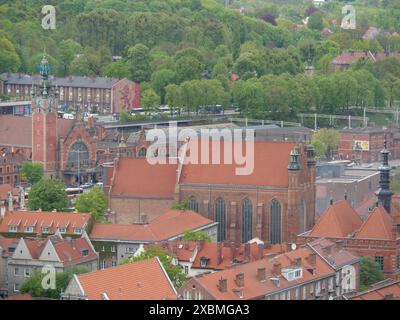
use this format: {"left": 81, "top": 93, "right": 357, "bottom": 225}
{"left": 200, "top": 257, "right": 209, "bottom": 268}
{"left": 42, "top": 227, "right": 50, "bottom": 234}
{"left": 8, "top": 226, "right": 18, "bottom": 232}
{"left": 81, "top": 249, "right": 89, "bottom": 256}
{"left": 282, "top": 268, "right": 303, "bottom": 281}
{"left": 74, "top": 228, "right": 83, "bottom": 235}
{"left": 24, "top": 226, "right": 34, "bottom": 233}
{"left": 57, "top": 227, "right": 66, "bottom": 234}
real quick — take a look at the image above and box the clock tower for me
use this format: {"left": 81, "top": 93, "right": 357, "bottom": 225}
{"left": 31, "top": 52, "right": 60, "bottom": 178}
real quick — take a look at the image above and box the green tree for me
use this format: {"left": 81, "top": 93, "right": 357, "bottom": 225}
{"left": 126, "top": 44, "right": 151, "bottom": 83}
{"left": 75, "top": 186, "right": 108, "bottom": 222}
{"left": 308, "top": 12, "right": 324, "bottom": 31}
{"left": 21, "top": 162, "right": 44, "bottom": 185}
{"left": 20, "top": 265, "right": 89, "bottom": 299}
{"left": 119, "top": 246, "right": 186, "bottom": 289}
{"left": 171, "top": 200, "right": 190, "bottom": 210}
{"left": 311, "top": 128, "right": 340, "bottom": 159}
{"left": 141, "top": 88, "right": 161, "bottom": 115}
{"left": 360, "top": 256, "right": 385, "bottom": 292}
{"left": 102, "top": 60, "right": 130, "bottom": 79}
{"left": 182, "top": 230, "right": 212, "bottom": 242}
{"left": 311, "top": 139, "right": 328, "bottom": 158}
{"left": 0, "top": 36, "right": 21, "bottom": 73}
{"left": 58, "top": 39, "right": 82, "bottom": 76}
{"left": 175, "top": 55, "right": 202, "bottom": 83}
{"left": 151, "top": 69, "right": 176, "bottom": 104}
{"left": 28, "top": 179, "right": 68, "bottom": 212}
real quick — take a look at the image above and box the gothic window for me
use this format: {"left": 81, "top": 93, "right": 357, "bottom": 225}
{"left": 68, "top": 142, "right": 89, "bottom": 167}
{"left": 299, "top": 200, "right": 306, "bottom": 234}
{"left": 270, "top": 199, "right": 282, "bottom": 244}
{"left": 189, "top": 197, "right": 199, "bottom": 212}
{"left": 138, "top": 148, "right": 147, "bottom": 157}
{"left": 241, "top": 199, "right": 253, "bottom": 243}
{"left": 215, "top": 197, "right": 226, "bottom": 242}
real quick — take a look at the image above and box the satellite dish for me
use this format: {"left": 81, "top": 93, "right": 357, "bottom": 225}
{"left": 291, "top": 243, "right": 297, "bottom": 251}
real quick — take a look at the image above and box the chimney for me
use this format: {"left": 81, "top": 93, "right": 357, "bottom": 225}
{"left": 244, "top": 243, "right": 251, "bottom": 261}
{"left": 308, "top": 252, "right": 317, "bottom": 266}
{"left": 344, "top": 192, "right": 348, "bottom": 201}
{"left": 257, "top": 267, "right": 266, "bottom": 282}
{"left": 235, "top": 273, "right": 244, "bottom": 287}
{"left": 216, "top": 242, "right": 223, "bottom": 265}
{"left": 139, "top": 213, "right": 148, "bottom": 224}
{"left": 218, "top": 278, "right": 227, "bottom": 293}
{"left": 257, "top": 243, "right": 264, "bottom": 260}
{"left": 196, "top": 239, "right": 205, "bottom": 252}
{"left": 336, "top": 240, "right": 344, "bottom": 251}
{"left": 270, "top": 277, "right": 280, "bottom": 287}
{"left": 330, "top": 198, "right": 334, "bottom": 205}
{"left": 272, "top": 261, "right": 282, "bottom": 275}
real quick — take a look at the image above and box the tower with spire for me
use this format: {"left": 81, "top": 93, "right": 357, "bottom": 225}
{"left": 375, "top": 136, "right": 393, "bottom": 213}
{"left": 31, "top": 51, "right": 59, "bottom": 178}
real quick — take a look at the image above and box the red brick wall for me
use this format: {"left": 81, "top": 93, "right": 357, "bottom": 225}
{"left": 111, "top": 78, "right": 141, "bottom": 113}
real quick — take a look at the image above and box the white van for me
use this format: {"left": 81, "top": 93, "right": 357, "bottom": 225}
{"left": 63, "top": 113, "right": 74, "bottom": 120}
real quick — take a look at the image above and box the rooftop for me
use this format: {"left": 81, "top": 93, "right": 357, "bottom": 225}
{"left": 74, "top": 257, "right": 177, "bottom": 300}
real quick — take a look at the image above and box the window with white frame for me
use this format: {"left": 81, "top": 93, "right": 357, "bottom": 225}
{"left": 101, "top": 260, "right": 106, "bottom": 269}
{"left": 112, "top": 260, "right": 117, "bottom": 267}
{"left": 14, "top": 267, "right": 20, "bottom": 276}
{"left": 42, "top": 227, "right": 50, "bottom": 234}
{"left": 126, "top": 247, "right": 136, "bottom": 253}
{"left": 302, "top": 286, "right": 306, "bottom": 300}
{"left": 14, "top": 283, "right": 20, "bottom": 292}
{"left": 195, "top": 291, "right": 204, "bottom": 300}
{"left": 74, "top": 228, "right": 83, "bottom": 235}
{"left": 24, "top": 268, "right": 31, "bottom": 277}
{"left": 280, "top": 292, "right": 286, "bottom": 300}
{"left": 8, "top": 226, "right": 18, "bottom": 232}
{"left": 287, "top": 290, "right": 291, "bottom": 300}
{"left": 25, "top": 226, "right": 34, "bottom": 233}
{"left": 57, "top": 227, "right": 66, "bottom": 234}
{"left": 183, "top": 291, "right": 191, "bottom": 300}
{"left": 295, "top": 288, "right": 299, "bottom": 300}
{"left": 111, "top": 245, "right": 116, "bottom": 253}
{"left": 184, "top": 266, "right": 189, "bottom": 274}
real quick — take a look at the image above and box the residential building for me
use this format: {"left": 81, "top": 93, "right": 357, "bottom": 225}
{"left": 178, "top": 240, "right": 359, "bottom": 300}
{"left": 150, "top": 240, "right": 286, "bottom": 277}
{"left": 0, "top": 211, "right": 94, "bottom": 238}
{"left": 6, "top": 233, "right": 98, "bottom": 296}
{"left": 90, "top": 209, "right": 217, "bottom": 268}
{"left": 350, "top": 279, "right": 400, "bottom": 300}
{"left": 332, "top": 51, "right": 400, "bottom": 71}
{"left": 62, "top": 257, "right": 177, "bottom": 300}
{"left": 0, "top": 73, "right": 140, "bottom": 114}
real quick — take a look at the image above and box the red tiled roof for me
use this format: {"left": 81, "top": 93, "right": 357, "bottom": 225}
{"left": 308, "top": 238, "right": 359, "bottom": 268}
{"left": 356, "top": 206, "right": 394, "bottom": 240}
{"left": 110, "top": 158, "right": 178, "bottom": 197}
{"left": 0, "top": 115, "right": 73, "bottom": 148}
{"left": 52, "top": 236, "right": 98, "bottom": 265}
{"left": 90, "top": 210, "right": 214, "bottom": 242}
{"left": 0, "top": 184, "right": 18, "bottom": 200}
{"left": 0, "top": 236, "right": 18, "bottom": 255}
{"left": 354, "top": 193, "right": 376, "bottom": 219}
{"left": 309, "top": 200, "right": 363, "bottom": 238}
{"left": 75, "top": 257, "right": 177, "bottom": 300}
{"left": 0, "top": 211, "right": 92, "bottom": 235}
{"left": 189, "top": 247, "right": 334, "bottom": 300}
{"left": 351, "top": 280, "right": 400, "bottom": 300}
{"left": 180, "top": 140, "right": 295, "bottom": 187}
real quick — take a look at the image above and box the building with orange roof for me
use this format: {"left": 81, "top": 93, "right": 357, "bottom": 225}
{"left": 150, "top": 239, "right": 286, "bottom": 277}
{"left": 5, "top": 233, "right": 98, "bottom": 296}
{"left": 0, "top": 210, "right": 94, "bottom": 238}
{"left": 349, "top": 279, "right": 400, "bottom": 300}
{"left": 89, "top": 210, "right": 217, "bottom": 269}
{"left": 107, "top": 139, "right": 317, "bottom": 246}
{"left": 298, "top": 140, "right": 400, "bottom": 278}
{"left": 178, "top": 240, "right": 358, "bottom": 300}
{"left": 62, "top": 257, "right": 177, "bottom": 300}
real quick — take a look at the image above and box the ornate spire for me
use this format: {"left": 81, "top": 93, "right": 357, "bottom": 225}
{"left": 375, "top": 135, "right": 393, "bottom": 214}
{"left": 288, "top": 148, "right": 300, "bottom": 171}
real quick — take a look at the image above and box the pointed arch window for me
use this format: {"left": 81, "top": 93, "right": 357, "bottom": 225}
{"left": 299, "top": 200, "right": 307, "bottom": 234}
{"left": 242, "top": 199, "right": 253, "bottom": 243}
{"left": 189, "top": 196, "right": 199, "bottom": 212}
{"left": 270, "top": 199, "right": 282, "bottom": 244}
{"left": 215, "top": 197, "right": 226, "bottom": 241}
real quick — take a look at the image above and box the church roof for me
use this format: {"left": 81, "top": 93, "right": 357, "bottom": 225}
{"left": 309, "top": 200, "right": 363, "bottom": 238}
{"left": 356, "top": 206, "right": 394, "bottom": 240}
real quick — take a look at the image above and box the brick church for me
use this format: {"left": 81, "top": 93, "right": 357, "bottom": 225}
{"left": 298, "top": 139, "right": 400, "bottom": 278}
{"left": 105, "top": 138, "right": 317, "bottom": 245}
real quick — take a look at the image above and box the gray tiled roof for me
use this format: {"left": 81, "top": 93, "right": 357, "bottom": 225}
{"left": 1, "top": 73, "right": 121, "bottom": 89}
